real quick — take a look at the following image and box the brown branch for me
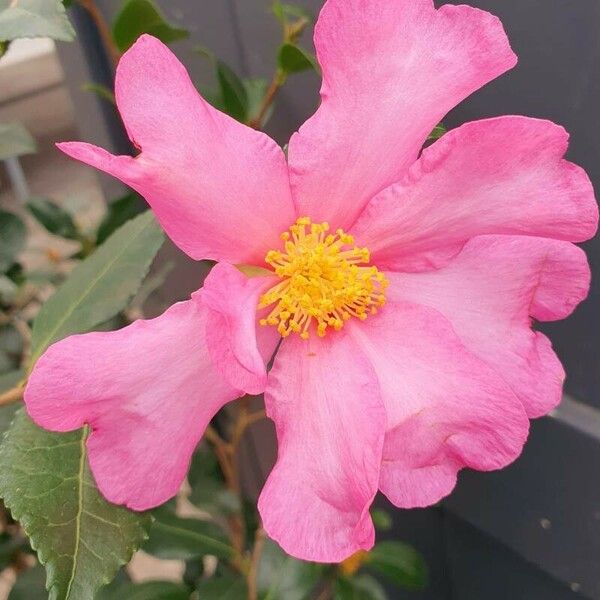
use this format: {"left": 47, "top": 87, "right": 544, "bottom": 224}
{"left": 204, "top": 403, "right": 268, "bottom": 579}
{"left": 247, "top": 527, "right": 266, "bottom": 600}
{"left": 248, "top": 72, "right": 285, "bottom": 130}
{"left": 76, "top": 0, "right": 122, "bottom": 69}
{"left": 204, "top": 425, "right": 236, "bottom": 490}
{"left": 0, "top": 385, "right": 23, "bottom": 407}
{"left": 204, "top": 425, "right": 246, "bottom": 568}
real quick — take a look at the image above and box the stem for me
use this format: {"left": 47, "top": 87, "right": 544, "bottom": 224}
{"left": 247, "top": 528, "right": 266, "bottom": 600}
{"left": 0, "top": 384, "right": 23, "bottom": 407}
{"left": 76, "top": 0, "right": 122, "bottom": 69}
{"left": 204, "top": 402, "right": 268, "bottom": 590}
{"left": 248, "top": 71, "right": 285, "bottom": 130}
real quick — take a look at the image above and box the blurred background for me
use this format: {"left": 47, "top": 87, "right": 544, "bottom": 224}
{"left": 1, "top": 1, "right": 599, "bottom": 599}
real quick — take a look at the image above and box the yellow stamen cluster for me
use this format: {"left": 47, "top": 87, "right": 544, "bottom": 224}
{"left": 259, "top": 217, "right": 388, "bottom": 339}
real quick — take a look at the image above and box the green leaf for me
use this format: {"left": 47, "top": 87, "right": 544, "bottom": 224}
{"left": 27, "top": 198, "right": 79, "bottom": 240}
{"left": 8, "top": 565, "right": 47, "bottom": 599}
{"left": 112, "top": 0, "right": 189, "bottom": 53}
{"left": 196, "top": 575, "right": 247, "bottom": 599}
{"left": 244, "top": 78, "right": 272, "bottom": 125}
{"left": 29, "top": 210, "right": 164, "bottom": 365}
{"left": 0, "top": 409, "right": 151, "bottom": 600}
{"left": 143, "top": 509, "right": 234, "bottom": 561}
{"left": 187, "top": 443, "right": 226, "bottom": 508}
{"left": 277, "top": 43, "right": 317, "bottom": 75}
{"left": 96, "top": 193, "right": 141, "bottom": 245}
{"left": 0, "top": 0, "right": 74, "bottom": 42}
{"left": 427, "top": 123, "right": 446, "bottom": 141}
{"left": 0, "top": 210, "right": 26, "bottom": 273}
{"left": 257, "top": 539, "right": 322, "bottom": 600}
{"left": 98, "top": 580, "right": 191, "bottom": 600}
{"left": 271, "top": 1, "right": 313, "bottom": 24}
{"left": 366, "top": 541, "right": 427, "bottom": 590}
{"left": 192, "top": 48, "right": 249, "bottom": 122}
{"left": 216, "top": 61, "right": 248, "bottom": 123}
{"left": 370, "top": 509, "right": 392, "bottom": 532}
{"left": 0, "top": 122, "right": 36, "bottom": 160}
{"left": 81, "top": 82, "right": 116, "bottom": 105}
{"left": 334, "top": 574, "right": 387, "bottom": 600}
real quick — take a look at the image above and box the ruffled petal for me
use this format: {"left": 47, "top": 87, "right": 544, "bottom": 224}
{"left": 58, "top": 35, "right": 295, "bottom": 264}
{"left": 348, "top": 302, "right": 529, "bottom": 508}
{"left": 352, "top": 117, "right": 598, "bottom": 271}
{"left": 258, "top": 333, "right": 385, "bottom": 562}
{"left": 387, "top": 235, "right": 591, "bottom": 418}
{"left": 24, "top": 294, "right": 240, "bottom": 510}
{"left": 288, "top": 0, "right": 516, "bottom": 229}
{"left": 202, "top": 263, "right": 280, "bottom": 395}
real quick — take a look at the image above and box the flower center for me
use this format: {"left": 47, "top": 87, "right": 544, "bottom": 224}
{"left": 259, "top": 217, "right": 388, "bottom": 339}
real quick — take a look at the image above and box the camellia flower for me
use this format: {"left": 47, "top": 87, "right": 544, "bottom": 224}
{"left": 24, "top": 0, "right": 597, "bottom": 562}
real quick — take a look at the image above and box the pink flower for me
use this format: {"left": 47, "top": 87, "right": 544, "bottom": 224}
{"left": 24, "top": 0, "right": 597, "bottom": 562}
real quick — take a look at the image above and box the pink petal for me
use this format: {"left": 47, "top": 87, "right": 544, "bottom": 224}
{"left": 24, "top": 294, "right": 240, "bottom": 510}
{"left": 348, "top": 302, "right": 529, "bottom": 508}
{"left": 387, "top": 235, "right": 591, "bottom": 418}
{"left": 258, "top": 333, "right": 385, "bottom": 562}
{"left": 352, "top": 117, "right": 598, "bottom": 271}
{"left": 202, "top": 263, "right": 280, "bottom": 395}
{"left": 58, "top": 35, "right": 295, "bottom": 264}
{"left": 288, "top": 0, "right": 516, "bottom": 229}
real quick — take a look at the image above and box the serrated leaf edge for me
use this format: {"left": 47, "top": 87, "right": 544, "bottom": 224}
{"left": 0, "top": 412, "right": 151, "bottom": 599}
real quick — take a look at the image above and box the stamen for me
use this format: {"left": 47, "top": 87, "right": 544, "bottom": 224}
{"left": 259, "top": 217, "right": 389, "bottom": 339}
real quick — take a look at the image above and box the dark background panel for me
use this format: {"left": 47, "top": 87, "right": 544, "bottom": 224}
{"left": 440, "top": 0, "right": 600, "bottom": 408}
{"left": 444, "top": 515, "right": 583, "bottom": 600}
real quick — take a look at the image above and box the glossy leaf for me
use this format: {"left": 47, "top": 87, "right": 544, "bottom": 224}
{"left": 81, "top": 82, "right": 116, "bottom": 105}
{"left": 0, "top": 122, "right": 36, "bottom": 160}
{"left": 0, "top": 0, "right": 74, "bottom": 42}
{"left": 271, "top": 1, "right": 313, "bottom": 24}
{"left": 0, "top": 211, "right": 26, "bottom": 272}
{"left": 216, "top": 61, "right": 248, "bottom": 123}
{"left": 366, "top": 541, "right": 427, "bottom": 590}
{"left": 29, "top": 210, "right": 164, "bottom": 365}
{"left": 112, "top": 0, "right": 188, "bottom": 53}
{"left": 370, "top": 509, "right": 392, "bottom": 532}
{"left": 257, "top": 539, "right": 322, "bottom": 600}
{"left": 196, "top": 575, "right": 247, "bottom": 599}
{"left": 27, "top": 198, "right": 79, "bottom": 240}
{"left": 0, "top": 409, "right": 151, "bottom": 600}
{"left": 244, "top": 78, "right": 273, "bottom": 126}
{"left": 95, "top": 193, "right": 141, "bottom": 245}
{"left": 143, "top": 509, "right": 234, "bottom": 561}
{"left": 334, "top": 574, "right": 387, "bottom": 600}
{"left": 187, "top": 443, "right": 225, "bottom": 508}
{"left": 98, "top": 580, "right": 191, "bottom": 600}
{"left": 427, "top": 123, "right": 447, "bottom": 141}
{"left": 277, "top": 43, "right": 317, "bottom": 75}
